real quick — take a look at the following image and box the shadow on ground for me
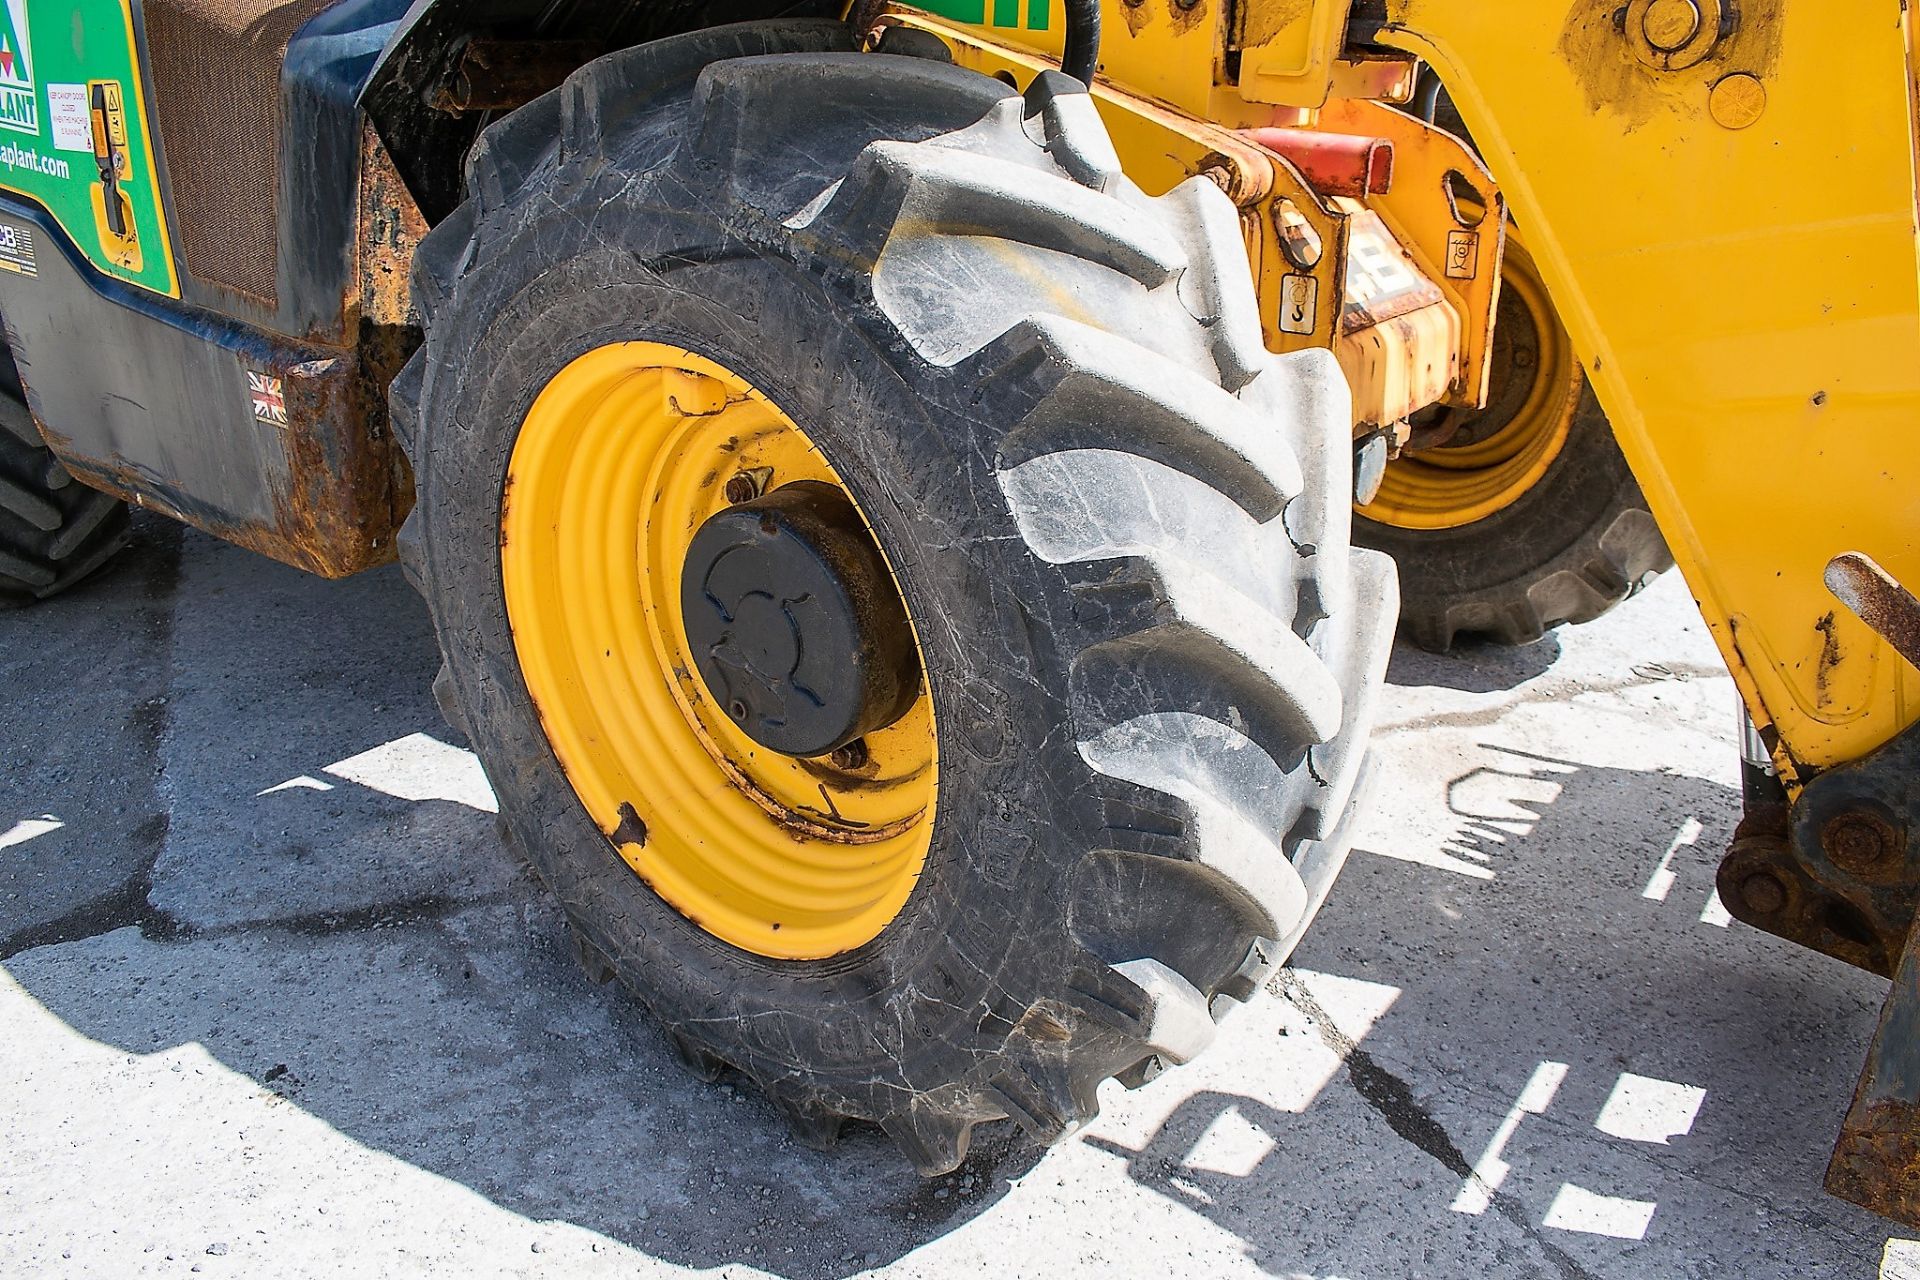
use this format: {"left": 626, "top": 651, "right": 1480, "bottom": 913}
{"left": 1091, "top": 753, "right": 1890, "bottom": 1277}
{"left": 0, "top": 521, "right": 1041, "bottom": 1279}
{"left": 0, "top": 519, "right": 1894, "bottom": 1279}
{"left": 1386, "top": 630, "right": 1564, "bottom": 694}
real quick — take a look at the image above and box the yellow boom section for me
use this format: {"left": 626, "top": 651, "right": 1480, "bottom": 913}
{"left": 1363, "top": 0, "right": 1920, "bottom": 784}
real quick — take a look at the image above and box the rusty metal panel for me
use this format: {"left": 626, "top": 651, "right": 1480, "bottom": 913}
{"left": 1827, "top": 909, "right": 1920, "bottom": 1223}
{"left": 0, "top": 124, "right": 418, "bottom": 578}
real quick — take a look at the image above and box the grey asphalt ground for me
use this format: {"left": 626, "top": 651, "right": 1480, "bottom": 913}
{"left": 1, "top": 513, "right": 1913, "bottom": 1279}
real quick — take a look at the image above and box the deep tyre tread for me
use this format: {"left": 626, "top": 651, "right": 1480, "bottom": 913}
{"left": 395, "top": 23, "right": 1396, "bottom": 1173}
{"left": 0, "top": 389, "right": 129, "bottom": 606}
{"left": 1358, "top": 386, "right": 1672, "bottom": 652}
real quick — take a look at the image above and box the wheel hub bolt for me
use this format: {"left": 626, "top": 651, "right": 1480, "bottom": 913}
{"left": 829, "top": 739, "right": 870, "bottom": 771}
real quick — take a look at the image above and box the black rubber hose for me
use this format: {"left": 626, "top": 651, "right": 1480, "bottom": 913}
{"left": 1062, "top": 0, "right": 1101, "bottom": 86}
{"left": 1413, "top": 65, "right": 1444, "bottom": 123}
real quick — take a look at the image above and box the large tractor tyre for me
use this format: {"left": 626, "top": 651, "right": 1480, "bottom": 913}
{"left": 1353, "top": 234, "right": 1672, "bottom": 653}
{"left": 0, "top": 347, "right": 130, "bottom": 606}
{"left": 392, "top": 21, "right": 1396, "bottom": 1173}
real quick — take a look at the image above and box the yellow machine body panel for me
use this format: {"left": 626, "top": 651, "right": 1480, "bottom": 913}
{"left": 1367, "top": 0, "right": 1920, "bottom": 784}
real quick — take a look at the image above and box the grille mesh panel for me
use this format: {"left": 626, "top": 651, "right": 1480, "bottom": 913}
{"left": 143, "top": 0, "right": 332, "bottom": 307}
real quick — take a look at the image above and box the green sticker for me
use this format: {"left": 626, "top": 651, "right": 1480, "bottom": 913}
{"left": 0, "top": 0, "right": 175, "bottom": 296}
{"left": 915, "top": 0, "right": 1050, "bottom": 31}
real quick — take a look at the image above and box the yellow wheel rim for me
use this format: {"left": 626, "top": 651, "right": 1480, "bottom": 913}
{"left": 1360, "top": 238, "right": 1581, "bottom": 531}
{"left": 501, "top": 341, "right": 937, "bottom": 960}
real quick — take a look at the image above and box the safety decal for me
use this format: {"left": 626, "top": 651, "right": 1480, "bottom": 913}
{"left": 1446, "top": 230, "right": 1480, "bottom": 280}
{"left": 1280, "top": 274, "right": 1317, "bottom": 336}
{"left": 0, "top": 217, "right": 36, "bottom": 276}
{"left": 45, "top": 83, "right": 87, "bottom": 151}
{"left": 247, "top": 370, "right": 287, "bottom": 426}
{"left": 0, "top": 0, "right": 35, "bottom": 136}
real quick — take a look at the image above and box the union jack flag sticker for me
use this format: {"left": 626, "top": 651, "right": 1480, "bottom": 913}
{"left": 248, "top": 370, "right": 287, "bottom": 426}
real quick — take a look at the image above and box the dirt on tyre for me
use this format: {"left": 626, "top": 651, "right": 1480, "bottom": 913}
{"left": 392, "top": 21, "right": 1397, "bottom": 1171}
{"left": 1354, "top": 233, "right": 1672, "bottom": 653}
{"left": 0, "top": 346, "right": 130, "bottom": 606}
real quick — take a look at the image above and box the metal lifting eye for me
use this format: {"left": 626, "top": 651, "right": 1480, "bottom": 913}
{"left": 1443, "top": 169, "right": 1488, "bottom": 229}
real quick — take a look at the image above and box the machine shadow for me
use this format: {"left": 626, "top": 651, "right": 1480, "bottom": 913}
{"left": 4, "top": 524, "right": 1894, "bottom": 1279}
{"left": 1085, "top": 751, "right": 1893, "bottom": 1277}
{"left": 0, "top": 526, "right": 1039, "bottom": 1279}
{"left": 1386, "top": 629, "right": 1564, "bottom": 693}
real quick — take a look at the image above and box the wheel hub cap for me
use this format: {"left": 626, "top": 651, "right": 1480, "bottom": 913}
{"left": 682, "top": 480, "right": 920, "bottom": 758}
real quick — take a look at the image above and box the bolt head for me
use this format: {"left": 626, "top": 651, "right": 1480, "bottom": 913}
{"left": 1708, "top": 73, "right": 1768, "bottom": 131}
{"left": 724, "top": 474, "right": 758, "bottom": 505}
{"left": 1641, "top": 0, "right": 1702, "bottom": 51}
{"left": 829, "top": 739, "right": 870, "bottom": 772}
{"left": 1739, "top": 871, "right": 1788, "bottom": 916}
{"left": 1822, "top": 810, "right": 1904, "bottom": 878}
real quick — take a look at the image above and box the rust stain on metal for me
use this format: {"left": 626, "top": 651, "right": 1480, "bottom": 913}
{"left": 1715, "top": 807, "right": 1897, "bottom": 977}
{"left": 1826, "top": 910, "right": 1920, "bottom": 1227}
{"left": 1556, "top": 0, "right": 1786, "bottom": 128}
{"left": 1314, "top": 97, "right": 1500, "bottom": 410}
{"left": 359, "top": 122, "right": 428, "bottom": 331}
{"left": 611, "top": 802, "right": 650, "bottom": 849}
{"left": 1823, "top": 808, "right": 1907, "bottom": 883}
{"left": 1239, "top": 0, "right": 1312, "bottom": 48}
{"left": 680, "top": 683, "right": 921, "bottom": 846}
{"left": 1194, "top": 149, "right": 1274, "bottom": 207}
{"left": 42, "top": 348, "right": 397, "bottom": 579}
{"left": 1827, "top": 551, "right": 1920, "bottom": 674}
{"left": 45, "top": 122, "right": 422, "bottom": 580}
{"left": 1812, "top": 609, "right": 1843, "bottom": 709}
{"left": 1241, "top": 127, "right": 1395, "bottom": 198}
{"left": 1168, "top": 0, "right": 1209, "bottom": 37}
{"left": 1827, "top": 1099, "right": 1920, "bottom": 1225}
{"left": 427, "top": 37, "right": 601, "bottom": 113}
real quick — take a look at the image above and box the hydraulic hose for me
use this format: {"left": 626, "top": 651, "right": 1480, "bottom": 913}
{"left": 1062, "top": 0, "right": 1101, "bottom": 86}
{"left": 1413, "top": 66, "right": 1444, "bottom": 123}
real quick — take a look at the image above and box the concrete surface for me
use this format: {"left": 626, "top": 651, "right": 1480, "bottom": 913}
{"left": 1, "top": 514, "right": 1913, "bottom": 1280}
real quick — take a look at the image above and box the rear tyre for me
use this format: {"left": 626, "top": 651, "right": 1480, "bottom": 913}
{"left": 393, "top": 23, "right": 1396, "bottom": 1172}
{"left": 1353, "top": 211, "right": 1670, "bottom": 652}
{"left": 0, "top": 349, "right": 130, "bottom": 606}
